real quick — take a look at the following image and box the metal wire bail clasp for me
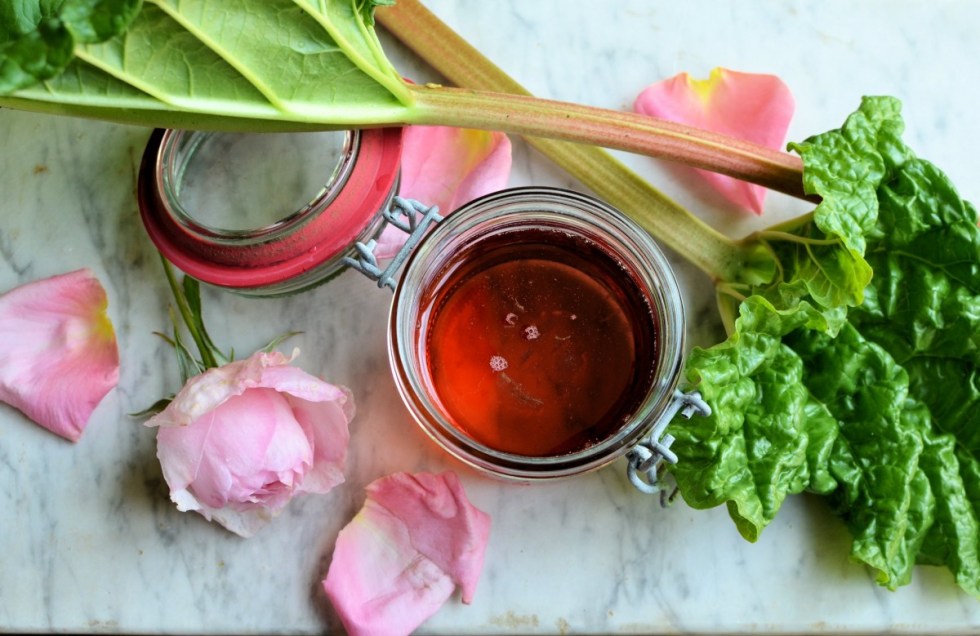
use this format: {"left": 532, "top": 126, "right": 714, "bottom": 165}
{"left": 343, "top": 196, "right": 444, "bottom": 289}
{"left": 626, "top": 389, "right": 710, "bottom": 501}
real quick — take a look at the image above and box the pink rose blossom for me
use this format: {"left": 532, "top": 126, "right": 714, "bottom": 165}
{"left": 147, "top": 350, "right": 353, "bottom": 537}
{"left": 324, "top": 471, "right": 491, "bottom": 636}
{"left": 0, "top": 268, "right": 119, "bottom": 441}
{"left": 635, "top": 67, "right": 794, "bottom": 214}
{"left": 376, "top": 126, "right": 512, "bottom": 258}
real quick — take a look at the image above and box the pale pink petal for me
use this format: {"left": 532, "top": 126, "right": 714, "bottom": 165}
{"left": 376, "top": 126, "right": 511, "bottom": 258}
{"left": 259, "top": 360, "right": 349, "bottom": 403}
{"left": 285, "top": 388, "right": 352, "bottom": 494}
{"left": 146, "top": 350, "right": 288, "bottom": 428}
{"left": 156, "top": 389, "right": 302, "bottom": 509}
{"left": 0, "top": 269, "right": 119, "bottom": 441}
{"left": 634, "top": 67, "right": 794, "bottom": 214}
{"left": 323, "top": 472, "right": 491, "bottom": 636}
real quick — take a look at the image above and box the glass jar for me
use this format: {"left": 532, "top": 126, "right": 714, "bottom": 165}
{"left": 137, "top": 127, "right": 402, "bottom": 297}
{"left": 138, "top": 127, "right": 698, "bottom": 488}
{"left": 387, "top": 187, "right": 688, "bottom": 482}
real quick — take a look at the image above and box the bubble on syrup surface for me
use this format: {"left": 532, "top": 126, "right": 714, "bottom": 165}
{"left": 489, "top": 355, "right": 509, "bottom": 372}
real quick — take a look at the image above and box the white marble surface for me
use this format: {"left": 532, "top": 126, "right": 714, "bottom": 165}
{"left": 1, "top": 0, "right": 979, "bottom": 633}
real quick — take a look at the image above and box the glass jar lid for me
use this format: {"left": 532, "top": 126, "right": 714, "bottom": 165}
{"left": 137, "top": 127, "right": 402, "bottom": 294}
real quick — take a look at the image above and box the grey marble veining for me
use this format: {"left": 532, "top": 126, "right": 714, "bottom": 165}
{"left": 2, "top": 0, "right": 979, "bottom": 633}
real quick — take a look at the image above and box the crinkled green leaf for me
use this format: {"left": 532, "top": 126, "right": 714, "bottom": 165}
{"left": 859, "top": 254, "right": 980, "bottom": 365}
{"left": 0, "top": 2, "right": 43, "bottom": 41}
{"left": 59, "top": 0, "right": 144, "bottom": 43}
{"left": 800, "top": 396, "right": 839, "bottom": 496}
{"left": 854, "top": 155, "right": 980, "bottom": 367}
{"left": 843, "top": 101, "right": 980, "bottom": 595}
{"left": 916, "top": 432, "right": 980, "bottom": 597}
{"left": 764, "top": 227, "right": 873, "bottom": 310}
{"left": 671, "top": 297, "right": 839, "bottom": 542}
{"left": 676, "top": 96, "right": 980, "bottom": 597}
{"left": 0, "top": 13, "right": 73, "bottom": 93}
{"left": 790, "top": 324, "right": 930, "bottom": 589}
{"left": 906, "top": 359, "right": 980, "bottom": 451}
{"left": 845, "top": 123, "right": 980, "bottom": 595}
{"left": 0, "top": 0, "right": 140, "bottom": 93}
{"left": 748, "top": 98, "right": 910, "bottom": 312}
{"left": 788, "top": 96, "right": 907, "bottom": 256}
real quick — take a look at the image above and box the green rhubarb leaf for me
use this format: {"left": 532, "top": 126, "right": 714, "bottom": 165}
{"left": 670, "top": 296, "right": 840, "bottom": 542}
{"left": 851, "top": 153, "right": 980, "bottom": 371}
{"left": 677, "top": 96, "right": 980, "bottom": 596}
{"left": 763, "top": 225, "right": 873, "bottom": 311}
{"left": 916, "top": 431, "right": 980, "bottom": 597}
{"left": 790, "top": 324, "right": 931, "bottom": 589}
{"left": 750, "top": 96, "right": 911, "bottom": 312}
{"left": 353, "top": 0, "right": 395, "bottom": 26}
{"left": 0, "top": 10, "right": 74, "bottom": 93}
{"left": 0, "top": 1, "right": 41, "bottom": 39}
{"left": 0, "top": 0, "right": 140, "bottom": 93}
{"left": 59, "top": 0, "right": 144, "bottom": 43}
{"left": 906, "top": 358, "right": 980, "bottom": 450}
{"left": 788, "top": 96, "right": 906, "bottom": 256}
{"left": 2, "top": 0, "right": 415, "bottom": 129}
{"left": 845, "top": 114, "right": 980, "bottom": 595}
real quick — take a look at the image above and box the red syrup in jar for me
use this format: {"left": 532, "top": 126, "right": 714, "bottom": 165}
{"left": 424, "top": 228, "right": 659, "bottom": 457}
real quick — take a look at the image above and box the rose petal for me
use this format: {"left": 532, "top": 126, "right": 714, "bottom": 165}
{"left": 148, "top": 350, "right": 353, "bottom": 537}
{"left": 285, "top": 387, "right": 352, "bottom": 494}
{"left": 157, "top": 388, "right": 312, "bottom": 508}
{"left": 376, "top": 126, "right": 511, "bottom": 258}
{"left": 0, "top": 269, "right": 119, "bottom": 441}
{"left": 323, "top": 471, "right": 491, "bottom": 636}
{"left": 634, "top": 67, "right": 794, "bottom": 214}
{"left": 146, "top": 349, "right": 347, "bottom": 429}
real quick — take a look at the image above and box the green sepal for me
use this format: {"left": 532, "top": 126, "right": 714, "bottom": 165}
{"left": 181, "top": 275, "right": 230, "bottom": 367}
{"left": 129, "top": 395, "right": 174, "bottom": 418}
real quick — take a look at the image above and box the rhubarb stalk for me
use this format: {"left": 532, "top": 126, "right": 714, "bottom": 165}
{"left": 377, "top": 0, "right": 791, "bottom": 285}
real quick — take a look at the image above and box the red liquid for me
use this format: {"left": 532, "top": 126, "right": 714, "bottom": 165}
{"left": 424, "top": 229, "right": 658, "bottom": 457}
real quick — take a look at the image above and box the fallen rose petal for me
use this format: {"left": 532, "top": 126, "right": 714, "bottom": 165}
{"left": 323, "top": 471, "right": 491, "bottom": 636}
{"left": 0, "top": 269, "right": 119, "bottom": 441}
{"left": 148, "top": 350, "right": 352, "bottom": 537}
{"left": 376, "top": 126, "right": 511, "bottom": 258}
{"left": 635, "top": 67, "right": 794, "bottom": 214}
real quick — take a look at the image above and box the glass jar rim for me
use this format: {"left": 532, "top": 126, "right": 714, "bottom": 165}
{"left": 137, "top": 127, "right": 402, "bottom": 290}
{"left": 387, "top": 186, "right": 687, "bottom": 481}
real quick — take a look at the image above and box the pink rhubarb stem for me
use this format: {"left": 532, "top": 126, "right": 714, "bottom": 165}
{"left": 410, "top": 84, "right": 806, "bottom": 199}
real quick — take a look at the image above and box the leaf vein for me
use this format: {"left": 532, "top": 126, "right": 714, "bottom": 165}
{"left": 146, "top": 0, "right": 288, "bottom": 112}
